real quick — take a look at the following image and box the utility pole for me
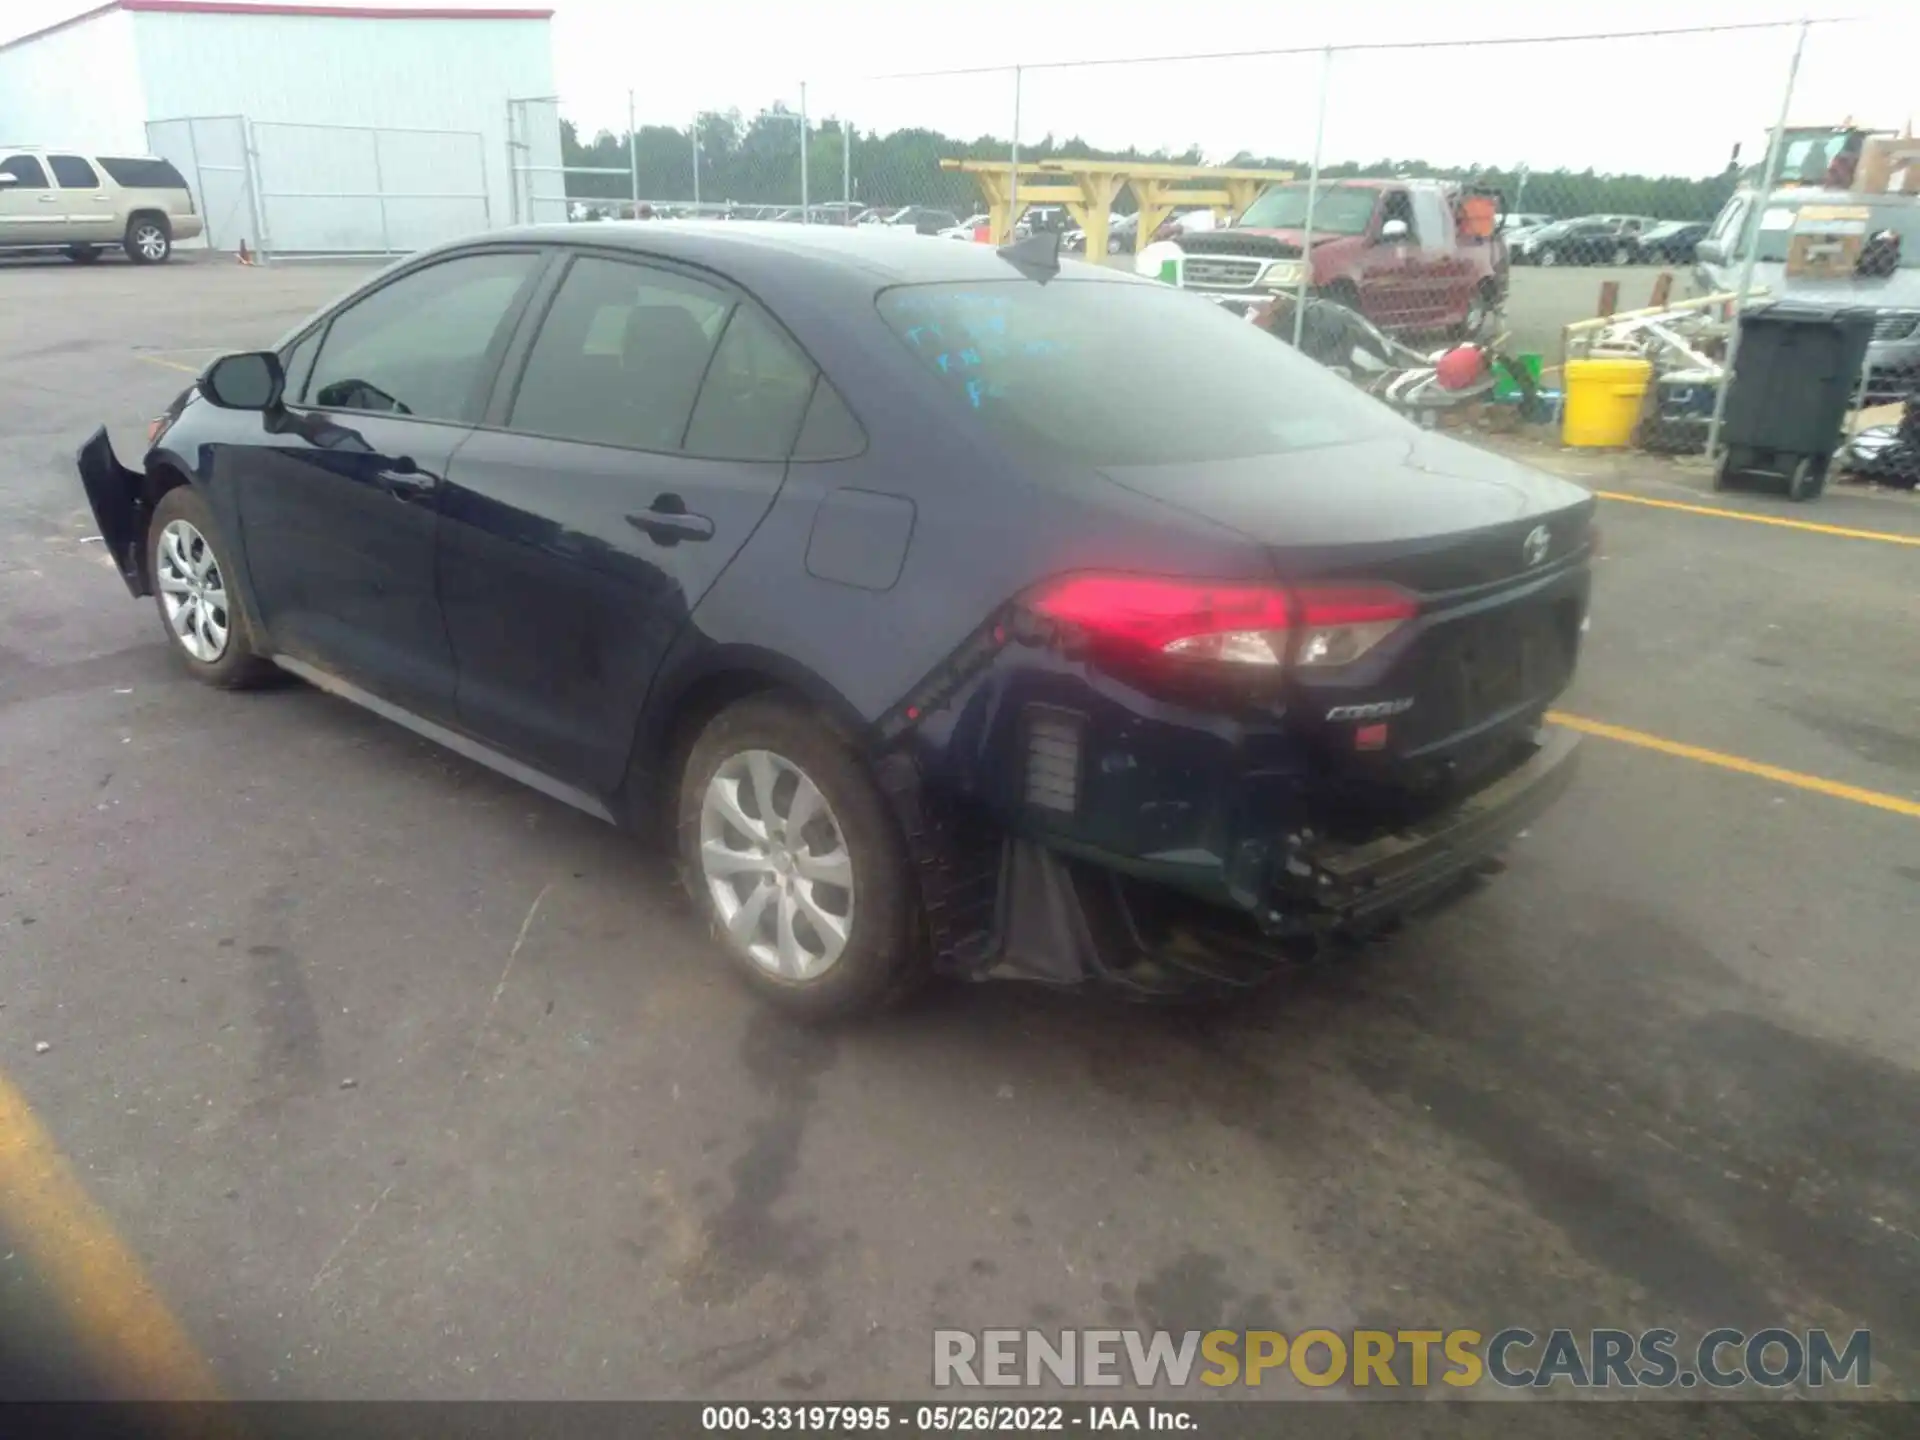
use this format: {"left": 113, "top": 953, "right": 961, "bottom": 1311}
{"left": 1705, "top": 21, "right": 1807, "bottom": 462}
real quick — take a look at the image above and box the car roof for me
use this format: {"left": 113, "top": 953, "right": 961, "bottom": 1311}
{"left": 453, "top": 221, "right": 1152, "bottom": 292}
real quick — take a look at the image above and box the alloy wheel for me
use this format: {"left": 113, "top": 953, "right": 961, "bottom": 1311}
{"left": 135, "top": 224, "right": 168, "bottom": 261}
{"left": 698, "top": 748, "right": 855, "bottom": 980}
{"left": 155, "top": 519, "right": 230, "bottom": 662}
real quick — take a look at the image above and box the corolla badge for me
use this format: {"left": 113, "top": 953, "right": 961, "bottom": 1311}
{"left": 1522, "top": 524, "right": 1552, "bottom": 568}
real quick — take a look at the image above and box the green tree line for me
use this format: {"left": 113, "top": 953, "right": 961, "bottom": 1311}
{"left": 561, "top": 110, "right": 1740, "bottom": 222}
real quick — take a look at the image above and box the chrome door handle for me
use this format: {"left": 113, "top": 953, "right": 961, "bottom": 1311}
{"left": 626, "top": 494, "right": 714, "bottom": 545}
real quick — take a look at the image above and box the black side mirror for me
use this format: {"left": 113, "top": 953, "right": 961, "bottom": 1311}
{"left": 202, "top": 351, "right": 284, "bottom": 411}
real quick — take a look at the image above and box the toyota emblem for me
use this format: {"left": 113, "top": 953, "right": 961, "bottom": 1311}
{"left": 1522, "top": 524, "right": 1552, "bottom": 568}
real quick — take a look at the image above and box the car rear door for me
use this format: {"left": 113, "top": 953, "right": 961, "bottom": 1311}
{"left": 0, "top": 153, "right": 61, "bottom": 244}
{"left": 48, "top": 154, "right": 115, "bottom": 243}
{"left": 438, "top": 250, "right": 818, "bottom": 791}
{"left": 224, "top": 248, "right": 548, "bottom": 719}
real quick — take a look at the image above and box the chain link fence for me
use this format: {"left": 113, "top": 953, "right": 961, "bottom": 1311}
{"left": 147, "top": 114, "right": 492, "bottom": 259}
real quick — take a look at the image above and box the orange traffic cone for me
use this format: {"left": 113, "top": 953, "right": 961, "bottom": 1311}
{"left": 236, "top": 240, "right": 255, "bottom": 266}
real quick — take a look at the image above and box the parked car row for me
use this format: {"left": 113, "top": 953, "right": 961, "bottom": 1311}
{"left": 1063, "top": 207, "right": 1216, "bottom": 255}
{"left": 1507, "top": 214, "right": 1708, "bottom": 267}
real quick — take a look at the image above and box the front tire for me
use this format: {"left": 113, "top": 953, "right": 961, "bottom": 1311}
{"left": 146, "top": 486, "right": 273, "bottom": 688}
{"left": 677, "top": 695, "right": 924, "bottom": 1021}
{"left": 1538, "top": 247, "right": 1559, "bottom": 267}
{"left": 126, "top": 214, "right": 172, "bottom": 264}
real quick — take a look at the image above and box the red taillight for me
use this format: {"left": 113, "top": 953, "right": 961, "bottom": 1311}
{"left": 1031, "top": 574, "right": 1293, "bottom": 664}
{"left": 1028, "top": 574, "right": 1415, "bottom": 669}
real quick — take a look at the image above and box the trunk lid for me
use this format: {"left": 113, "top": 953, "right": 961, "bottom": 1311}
{"left": 1097, "top": 429, "right": 1594, "bottom": 589}
{"left": 1099, "top": 432, "right": 1595, "bottom": 816}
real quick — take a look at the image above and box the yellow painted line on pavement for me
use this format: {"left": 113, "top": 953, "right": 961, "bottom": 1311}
{"left": 1550, "top": 711, "right": 1920, "bottom": 820}
{"left": 134, "top": 354, "right": 201, "bottom": 374}
{"left": 0, "top": 1067, "right": 222, "bottom": 1399}
{"left": 1594, "top": 490, "right": 1920, "bottom": 546}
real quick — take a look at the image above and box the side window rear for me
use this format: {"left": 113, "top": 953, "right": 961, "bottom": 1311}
{"left": 95, "top": 157, "right": 189, "bottom": 190}
{"left": 0, "top": 155, "right": 50, "bottom": 189}
{"left": 49, "top": 155, "right": 100, "bottom": 189}
{"left": 684, "top": 303, "right": 817, "bottom": 461}
{"left": 508, "top": 256, "right": 729, "bottom": 452}
{"left": 792, "top": 379, "right": 866, "bottom": 460}
{"left": 306, "top": 250, "right": 541, "bottom": 423}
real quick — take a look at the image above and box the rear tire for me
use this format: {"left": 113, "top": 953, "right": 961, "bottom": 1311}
{"left": 125, "top": 214, "right": 172, "bottom": 264}
{"left": 146, "top": 485, "right": 274, "bottom": 688}
{"left": 677, "top": 695, "right": 925, "bottom": 1022}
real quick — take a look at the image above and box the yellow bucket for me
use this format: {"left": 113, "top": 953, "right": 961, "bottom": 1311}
{"left": 1562, "top": 357, "right": 1652, "bottom": 448}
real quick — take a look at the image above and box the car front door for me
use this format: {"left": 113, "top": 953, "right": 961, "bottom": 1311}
{"left": 438, "top": 251, "right": 820, "bottom": 791}
{"left": 0, "top": 154, "right": 60, "bottom": 244}
{"left": 49, "top": 154, "right": 115, "bottom": 243}
{"left": 221, "top": 248, "right": 548, "bottom": 718}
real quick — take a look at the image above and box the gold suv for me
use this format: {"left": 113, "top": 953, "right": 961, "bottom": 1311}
{"left": 0, "top": 148, "right": 204, "bottom": 264}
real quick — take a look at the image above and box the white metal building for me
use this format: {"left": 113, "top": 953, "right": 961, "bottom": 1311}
{"left": 0, "top": 1, "right": 563, "bottom": 254}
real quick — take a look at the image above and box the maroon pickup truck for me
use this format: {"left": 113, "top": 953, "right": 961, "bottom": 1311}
{"left": 1168, "top": 178, "right": 1508, "bottom": 336}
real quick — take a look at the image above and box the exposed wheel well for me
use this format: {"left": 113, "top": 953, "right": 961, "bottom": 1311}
{"left": 625, "top": 663, "right": 871, "bottom": 841}
{"left": 626, "top": 669, "right": 801, "bottom": 841}
{"left": 126, "top": 208, "right": 170, "bottom": 232}
{"left": 130, "top": 460, "right": 193, "bottom": 591}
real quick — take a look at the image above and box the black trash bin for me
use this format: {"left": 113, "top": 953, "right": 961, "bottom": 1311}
{"left": 1715, "top": 302, "right": 1876, "bottom": 501}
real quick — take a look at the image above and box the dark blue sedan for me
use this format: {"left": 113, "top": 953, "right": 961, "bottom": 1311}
{"left": 79, "top": 223, "right": 1591, "bottom": 1018}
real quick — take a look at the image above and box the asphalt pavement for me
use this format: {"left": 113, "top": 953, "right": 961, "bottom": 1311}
{"left": 0, "top": 252, "right": 1915, "bottom": 1419}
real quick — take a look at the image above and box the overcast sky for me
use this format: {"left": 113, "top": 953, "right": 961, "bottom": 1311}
{"left": 8, "top": 0, "right": 1915, "bottom": 176}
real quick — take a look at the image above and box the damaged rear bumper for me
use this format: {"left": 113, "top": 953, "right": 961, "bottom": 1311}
{"left": 76, "top": 426, "right": 150, "bottom": 597}
{"left": 957, "top": 726, "right": 1580, "bottom": 995}
{"left": 1287, "top": 724, "right": 1579, "bottom": 927}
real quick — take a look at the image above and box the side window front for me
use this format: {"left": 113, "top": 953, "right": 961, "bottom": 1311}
{"left": 684, "top": 303, "right": 818, "bottom": 461}
{"left": 1, "top": 155, "right": 50, "bottom": 190}
{"left": 1709, "top": 199, "right": 1745, "bottom": 245}
{"left": 508, "top": 256, "right": 729, "bottom": 452}
{"left": 1379, "top": 190, "right": 1416, "bottom": 241}
{"left": 280, "top": 328, "right": 323, "bottom": 404}
{"left": 306, "top": 250, "right": 541, "bottom": 423}
{"left": 49, "top": 155, "right": 101, "bottom": 189}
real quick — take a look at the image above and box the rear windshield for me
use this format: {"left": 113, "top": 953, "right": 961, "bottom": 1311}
{"left": 876, "top": 279, "right": 1405, "bottom": 466}
{"left": 97, "top": 156, "right": 189, "bottom": 190}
